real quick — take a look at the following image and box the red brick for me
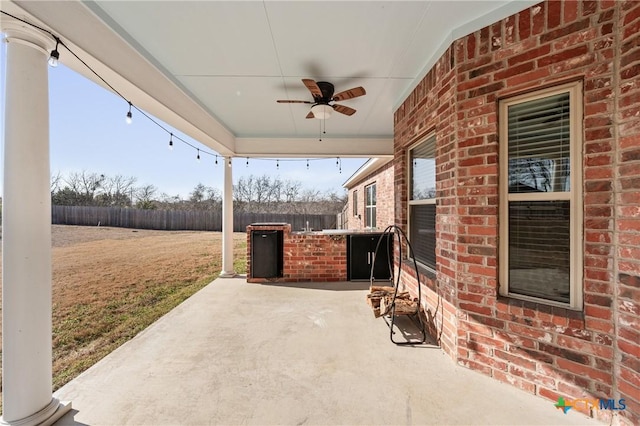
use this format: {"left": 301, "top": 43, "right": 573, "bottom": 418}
{"left": 564, "top": 0, "right": 579, "bottom": 22}
{"left": 557, "top": 358, "right": 612, "bottom": 384}
{"left": 547, "top": 0, "right": 562, "bottom": 28}
{"left": 531, "top": 3, "right": 546, "bottom": 35}
{"left": 537, "top": 45, "right": 589, "bottom": 67}
{"left": 507, "top": 45, "right": 551, "bottom": 66}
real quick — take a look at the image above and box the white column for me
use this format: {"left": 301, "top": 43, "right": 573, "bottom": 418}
{"left": 1, "top": 24, "right": 71, "bottom": 425}
{"left": 219, "top": 156, "right": 236, "bottom": 277}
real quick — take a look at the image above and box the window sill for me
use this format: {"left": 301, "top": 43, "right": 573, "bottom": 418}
{"left": 496, "top": 295, "right": 585, "bottom": 325}
{"left": 401, "top": 257, "right": 436, "bottom": 281}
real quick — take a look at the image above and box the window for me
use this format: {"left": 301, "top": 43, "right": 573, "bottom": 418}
{"left": 408, "top": 135, "right": 436, "bottom": 270}
{"left": 353, "top": 190, "right": 358, "bottom": 216}
{"left": 365, "top": 184, "right": 376, "bottom": 228}
{"left": 499, "top": 81, "right": 583, "bottom": 309}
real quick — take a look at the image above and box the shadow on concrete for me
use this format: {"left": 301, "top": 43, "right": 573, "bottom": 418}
{"left": 256, "top": 280, "right": 372, "bottom": 291}
{"left": 55, "top": 409, "right": 88, "bottom": 426}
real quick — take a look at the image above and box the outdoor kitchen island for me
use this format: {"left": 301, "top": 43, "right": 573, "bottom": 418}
{"left": 246, "top": 223, "right": 391, "bottom": 283}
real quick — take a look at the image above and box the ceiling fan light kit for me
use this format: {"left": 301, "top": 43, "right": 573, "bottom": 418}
{"left": 277, "top": 78, "right": 366, "bottom": 121}
{"left": 310, "top": 104, "right": 333, "bottom": 120}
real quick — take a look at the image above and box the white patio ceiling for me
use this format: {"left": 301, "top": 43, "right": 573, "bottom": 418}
{"left": 5, "top": 0, "right": 537, "bottom": 158}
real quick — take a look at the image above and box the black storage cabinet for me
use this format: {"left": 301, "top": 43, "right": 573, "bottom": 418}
{"left": 251, "top": 230, "right": 284, "bottom": 278}
{"left": 347, "top": 233, "right": 392, "bottom": 281}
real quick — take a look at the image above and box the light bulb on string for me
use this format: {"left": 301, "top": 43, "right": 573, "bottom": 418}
{"left": 48, "top": 39, "right": 60, "bottom": 67}
{"left": 306, "top": 159, "right": 309, "bottom": 170}
{"left": 276, "top": 159, "right": 279, "bottom": 170}
{"left": 246, "top": 157, "right": 249, "bottom": 167}
{"left": 228, "top": 157, "right": 232, "bottom": 167}
{"left": 168, "top": 133, "right": 174, "bottom": 151}
{"left": 215, "top": 156, "right": 219, "bottom": 166}
{"left": 196, "top": 149, "right": 201, "bottom": 162}
{"left": 125, "top": 102, "right": 133, "bottom": 124}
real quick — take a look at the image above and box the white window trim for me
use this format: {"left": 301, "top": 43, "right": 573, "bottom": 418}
{"left": 407, "top": 133, "right": 437, "bottom": 272}
{"left": 498, "top": 81, "right": 583, "bottom": 310}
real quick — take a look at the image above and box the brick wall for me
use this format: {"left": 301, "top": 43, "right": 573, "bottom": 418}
{"left": 394, "top": 1, "right": 639, "bottom": 424}
{"left": 283, "top": 233, "right": 347, "bottom": 281}
{"left": 344, "top": 160, "right": 395, "bottom": 231}
{"left": 246, "top": 224, "right": 347, "bottom": 283}
{"left": 616, "top": 0, "right": 640, "bottom": 420}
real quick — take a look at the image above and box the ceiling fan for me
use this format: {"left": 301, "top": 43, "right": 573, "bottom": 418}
{"left": 277, "top": 79, "right": 366, "bottom": 119}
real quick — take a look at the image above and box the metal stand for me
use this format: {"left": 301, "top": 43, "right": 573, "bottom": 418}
{"left": 371, "top": 225, "right": 427, "bottom": 345}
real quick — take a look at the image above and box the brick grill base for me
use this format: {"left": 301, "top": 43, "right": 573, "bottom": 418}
{"left": 247, "top": 224, "right": 347, "bottom": 283}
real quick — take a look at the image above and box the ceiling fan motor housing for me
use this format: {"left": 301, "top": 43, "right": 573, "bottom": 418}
{"left": 315, "top": 81, "right": 335, "bottom": 103}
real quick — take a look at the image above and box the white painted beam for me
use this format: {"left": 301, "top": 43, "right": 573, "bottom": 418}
{"left": 235, "top": 138, "right": 394, "bottom": 158}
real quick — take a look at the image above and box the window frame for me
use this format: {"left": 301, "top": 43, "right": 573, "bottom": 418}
{"left": 498, "top": 81, "right": 583, "bottom": 310}
{"left": 364, "top": 183, "right": 376, "bottom": 229}
{"left": 407, "top": 133, "right": 437, "bottom": 271}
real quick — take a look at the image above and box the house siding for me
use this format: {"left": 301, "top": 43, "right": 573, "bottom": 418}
{"left": 394, "top": 1, "right": 640, "bottom": 424}
{"left": 344, "top": 160, "right": 395, "bottom": 231}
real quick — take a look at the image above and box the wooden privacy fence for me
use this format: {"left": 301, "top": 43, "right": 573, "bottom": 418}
{"left": 51, "top": 205, "right": 337, "bottom": 232}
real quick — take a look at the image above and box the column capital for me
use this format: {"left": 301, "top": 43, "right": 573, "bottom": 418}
{"left": 2, "top": 19, "right": 56, "bottom": 55}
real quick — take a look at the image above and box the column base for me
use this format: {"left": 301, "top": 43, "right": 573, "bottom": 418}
{"left": 0, "top": 398, "right": 72, "bottom": 426}
{"left": 219, "top": 271, "right": 237, "bottom": 278}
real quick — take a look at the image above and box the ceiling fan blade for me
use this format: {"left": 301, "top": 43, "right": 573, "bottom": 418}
{"left": 306, "top": 111, "right": 315, "bottom": 119}
{"left": 302, "top": 79, "right": 323, "bottom": 99}
{"left": 332, "top": 86, "right": 366, "bottom": 101}
{"left": 277, "top": 100, "right": 313, "bottom": 104}
{"left": 333, "top": 104, "right": 356, "bottom": 116}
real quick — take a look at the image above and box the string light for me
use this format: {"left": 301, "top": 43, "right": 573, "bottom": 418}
{"left": 0, "top": 11, "right": 354, "bottom": 177}
{"left": 125, "top": 102, "right": 133, "bottom": 124}
{"left": 48, "top": 38, "right": 60, "bottom": 67}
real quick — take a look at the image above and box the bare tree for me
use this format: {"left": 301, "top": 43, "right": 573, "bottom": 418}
{"left": 135, "top": 184, "right": 158, "bottom": 209}
{"left": 61, "top": 171, "right": 104, "bottom": 205}
{"left": 50, "top": 171, "right": 63, "bottom": 195}
{"left": 97, "top": 174, "right": 137, "bottom": 206}
{"left": 189, "top": 183, "right": 221, "bottom": 210}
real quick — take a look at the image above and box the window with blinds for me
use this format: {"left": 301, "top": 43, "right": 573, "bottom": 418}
{"left": 508, "top": 92, "right": 571, "bottom": 193}
{"left": 353, "top": 190, "right": 358, "bottom": 216}
{"left": 365, "top": 184, "right": 376, "bottom": 228}
{"left": 409, "top": 135, "right": 436, "bottom": 269}
{"left": 499, "top": 82, "right": 583, "bottom": 309}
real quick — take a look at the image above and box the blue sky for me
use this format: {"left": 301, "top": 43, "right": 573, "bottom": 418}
{"left": 0, "top": 44, "right": 366, "bottom": 199}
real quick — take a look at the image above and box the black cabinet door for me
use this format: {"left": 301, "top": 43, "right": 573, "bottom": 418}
{"left": 251, "top": 231, "right": 278, "bottom": 278}
{"left": 371, "top": 235, "right": 392, "bottom": 280}
{"left": 348, "top": 234, "right": 392, "bottom": 281}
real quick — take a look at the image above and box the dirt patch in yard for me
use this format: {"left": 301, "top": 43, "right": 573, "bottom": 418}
{"left": 0, "top": 225, "right": 247, "bottom": 410}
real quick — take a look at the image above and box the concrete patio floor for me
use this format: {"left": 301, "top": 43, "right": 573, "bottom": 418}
{"left": 54, "top": 277, "right": 597, "bottom": 425}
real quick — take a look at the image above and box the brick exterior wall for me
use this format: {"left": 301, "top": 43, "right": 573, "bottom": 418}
{"left": 344, "top": 160, "right": 395, "bottom": 231}
{"left": 246, "top": 224, "right": 347, "bottom": 283}
{"left": 393, "top": 1, "right": 640, "bottom": 424}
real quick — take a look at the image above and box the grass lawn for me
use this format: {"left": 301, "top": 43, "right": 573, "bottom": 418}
{"left": 0, "top": 225, "right": 247, "bottom": 412}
